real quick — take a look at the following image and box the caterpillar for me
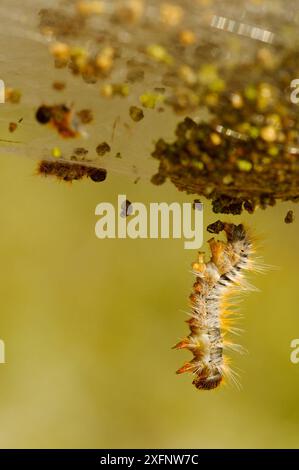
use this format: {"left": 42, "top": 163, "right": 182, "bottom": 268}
{"left": 37, "top": 160, "right": 107, "bottom": 183}
{"left": 174, "top": 221, "right": 256, "bottom": 391}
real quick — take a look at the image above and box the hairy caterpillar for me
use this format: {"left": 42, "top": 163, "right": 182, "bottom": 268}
{"left": 37, "top": 160, "right": 107, "bottom": 183}
{"left": 174, "top": 221, "right": 256, "bottom": 391}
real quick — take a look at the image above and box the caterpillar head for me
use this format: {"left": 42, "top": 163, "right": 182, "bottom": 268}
{"left": 192, "top": 367, "right": 222, "bottom": 390}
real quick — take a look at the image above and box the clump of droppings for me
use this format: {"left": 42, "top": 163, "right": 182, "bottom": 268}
{"left": 207, "top": 220, "right": 225, "bottom": 234}
{"left": 77, "top": 109, "right": 93, "bottom": 124}
{"left": 152, "top": 117, "right": 299, "bottom": 215}
{"left": 96, "top": 142, "right": 111, "bottom": 156}
{"left": 129, "top": 106, "right": 144, "bottom": 122}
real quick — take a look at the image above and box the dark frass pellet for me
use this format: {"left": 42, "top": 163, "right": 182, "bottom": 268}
{"left": 285, "top": 210, "right": 294, "bottom": 224}
{"left": 9, "top": 122, "right": 17, "bottom": 133}
{"left": 207, "top": 220, "right": 225, "bottom": 234}
{"left": 96, "top": 142, "right": 111, "bottom": 156}
{"left": 36, "top": 106, "right": 52, "bottom": 124}
{"left": 88, "top": 168, "right": 107, "bottom": 182}
{"left": 129, "top": 106, "right": 144, "bottom": 122}
{"left": 151, "top": 173, "right": 166, "bottom": 186}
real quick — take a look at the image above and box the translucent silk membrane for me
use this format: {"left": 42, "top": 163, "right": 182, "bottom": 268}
{"left": 0, "top": 0, "right": 298, "bottom": 212}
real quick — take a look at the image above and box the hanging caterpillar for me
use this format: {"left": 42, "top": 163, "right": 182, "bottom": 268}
{"left": 174, "top": 221, "right": 257, "bottom": 391}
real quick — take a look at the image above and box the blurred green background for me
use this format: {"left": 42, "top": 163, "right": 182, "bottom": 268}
{"left": 0, "top": 153, "right": 298, "bottom": 449}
